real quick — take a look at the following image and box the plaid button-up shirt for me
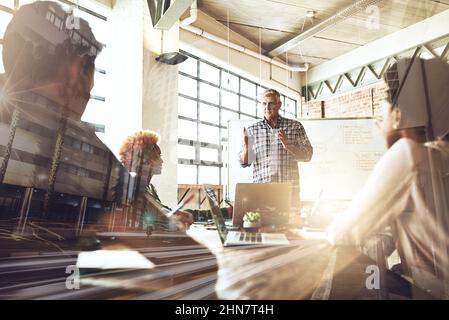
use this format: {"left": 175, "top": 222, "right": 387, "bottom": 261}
{"left": 239, "top": 116, "right": 313, "bottom": 200}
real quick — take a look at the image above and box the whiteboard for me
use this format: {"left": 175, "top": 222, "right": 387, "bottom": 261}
{"left": 226, "top": 118, "right": 386, "bottom": 201}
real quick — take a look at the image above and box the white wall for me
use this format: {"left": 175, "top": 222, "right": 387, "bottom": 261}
{"left": 141, "top": 1, "right": 179, "bottom": 206}
{"left": 100, "top": 0, "right": 144, "bottom": 156}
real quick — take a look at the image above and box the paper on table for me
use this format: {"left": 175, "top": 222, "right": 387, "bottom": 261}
{"left": 76, "top": 250, "right": 155, "bottom": 269}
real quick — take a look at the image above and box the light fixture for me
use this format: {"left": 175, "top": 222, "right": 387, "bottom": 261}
{"left": 155, "top": 29, "right": 189, "bottom": 65}
{"left": 155, "top": 52, "right": 188, "bottom": 65}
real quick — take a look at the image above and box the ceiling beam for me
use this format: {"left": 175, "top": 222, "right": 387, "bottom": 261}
{"left": 307, "top": 8, "right": 449, "bottom": 85}
{"left": 267, "top": 0, "right": 383, "bottom": 57}
{"left": 148, "top": 0, "right": 195, "bottom": 30}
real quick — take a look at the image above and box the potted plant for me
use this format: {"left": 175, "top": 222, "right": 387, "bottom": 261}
{"left": 243, "top": 211, "right": 261, "bottom": 231}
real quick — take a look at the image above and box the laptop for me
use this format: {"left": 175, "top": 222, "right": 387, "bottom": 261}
{"left": 204, "top": 185, "right": 289, "bottom": 247}
{"left": 232, "top": 183, "right": 292, "bottom": 228}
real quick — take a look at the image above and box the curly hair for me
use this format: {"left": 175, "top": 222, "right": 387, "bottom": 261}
{"left": 119, "top": 130, "right": 160, "bottom": 169}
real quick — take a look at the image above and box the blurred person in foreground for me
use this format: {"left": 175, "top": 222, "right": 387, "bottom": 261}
{"left": 0, "top": 1, "right": 124, "bottom": 243}
{"left": 327, "top": 57, "right": 449, "bottom": 298}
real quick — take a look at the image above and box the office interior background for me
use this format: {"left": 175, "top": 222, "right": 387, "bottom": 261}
{"left": 1, "top": 0, "right": 449, "bottom": 224}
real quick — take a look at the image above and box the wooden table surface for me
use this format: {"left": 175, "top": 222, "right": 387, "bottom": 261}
{"left": 186, "top": 225, "right": 428, "bottom": 300}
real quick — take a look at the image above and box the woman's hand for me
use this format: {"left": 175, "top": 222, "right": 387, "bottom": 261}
{"left": 174, "top": 210, "right": 194, "bottom": 231}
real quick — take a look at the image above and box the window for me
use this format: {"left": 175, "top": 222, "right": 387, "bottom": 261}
{"left": 198, "top": 166, "right": 220, "bottom": 185}
{"left": 178, "top": 74, "right": 197, "bottom": 98}
{"left": 81, "top": 143, "right": 94, "bottom": 154}
{"left": 221, "top": 109, "right": 238, "bottom": 127}
{"left": 200, "top": 103, "right": 219, "bottom": 125}
{"left": 199, "top": 62, "right": 219, "bottom": 85}
{"left": 179, "top": 56, "right": 197, "bottom": 76}
{"left": 200, "top": 147, "right": 218, "bottom": 163}
{"left": 178, "top": 118, "right": 197, "bottom": 141}
{"left": 222, "top": 91, "right": 239, "bottom": 111}
{"left": 177, "top": 51, "right": 298, "bottom": 185}
{"left": 178, "top": 164, "right": 197, "bottom": 184}
{"left": 240, "top": 96, "right": 256, "bottom": 117}
{"left": 199, "top": 123, "right": 219, "bottom": 145}
{"left": 178, "top": 144, "right": 195, "bottom": 160}
{"left": 241, "top": 79, "right": 256, "bottom": 99}
{"left": 178, "top": 96, "right": 197, "bottom": 119}
{"left": 199, "top": 82, "right": 219, "bottom": 105}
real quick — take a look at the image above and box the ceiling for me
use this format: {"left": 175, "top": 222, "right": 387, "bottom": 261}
{"left": 197, "top": 0, "right": 449, "bottom": 67}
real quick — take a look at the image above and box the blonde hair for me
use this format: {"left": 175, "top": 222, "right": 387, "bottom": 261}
{"left": 119, "top": 130, "right": 160, "bottom": 168}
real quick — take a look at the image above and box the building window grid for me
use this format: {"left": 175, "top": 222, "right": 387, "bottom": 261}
{"left": 178, "top": 51, "right": 298, "bottom": 185}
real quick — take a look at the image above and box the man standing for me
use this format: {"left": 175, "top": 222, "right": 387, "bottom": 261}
{"left": 239, "top": 89, "right": 313, "bottom": 211}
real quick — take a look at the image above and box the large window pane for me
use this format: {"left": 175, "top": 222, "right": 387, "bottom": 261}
{"left": 200, "top": 147, "right": 218, "bottom": 163}
{"left": 285, "top": 98, "right": 296, "bottom": 116}
{"left": 199, "top": 166, "right": 219, "bottom": 185}
{"left": 199, "top": 123, "right": 219, "bottom": 144}
{"left": 179, "top": 56, "right": 197, "bottom": 76}
{"left": 199, "top": 61, "right": 219, "bottom": 85}
{"left": 178, "top": 164, "right": 197, "bottom": 184}
{"left": 200, "top": 103, "right": 219, "bottom": 125}
{"left": 91, "top": 71, "right": 107, "bottom": 97}
{"left": 257, "top": 85, "right": 268, "bottom": 101}
{"left": 81, "top": 98, "right": 107, "bottom": 125}
{"left": 240, "top": 114, "right": 255, "bottom": 120}
{"left": 280, "top": 95, "right": 286, "bottom": 108}
{"left": 178, "top": 96, "right": 197, "bottom": 119}
{"left": 241, "top": 79, "right": 256, "bottom": 99}
{"left": 178, "top": 119, "right": 197, "bottom": 141}
{"left": 74, "top": 8, "right": 108, "bottom": 45}
{"left": 178, "top": 74, "right": 197, "bottom": 98}
{"left": 240, "top": 97, "right": 256, "bottom": 116}
{"left": 285, "top": 112, "right": 295, "bottom": 119}
{"left": 221, "top": 109, "right": 239, "bottom": 127}
{"left": 199, "top": 82, "right": 219, "bottom": 105}
{"left": 221, "top": 128, "right": 228, "bottom": 142}
{"left": 221, "top": 91, "right": 238, "bottom": 111}
{"left": 178, "top": 144, "right": 196, "bottom": 160}
{"left": 222, "top": 71, "right": 239, "bottom": 92}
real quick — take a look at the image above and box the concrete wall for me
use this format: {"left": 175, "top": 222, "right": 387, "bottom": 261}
{"left": 141, "top": 0, "right": 179, "bottom": 206}
{"left": 101, "top": 0, "right": 144, "bottom": 156}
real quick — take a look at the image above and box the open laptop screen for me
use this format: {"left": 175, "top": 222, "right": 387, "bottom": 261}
{"left": 233, "top": 183, "right": 292, "bottom": 227}
{"left": 204, "top": 185, "right": 228, "bottom": 244}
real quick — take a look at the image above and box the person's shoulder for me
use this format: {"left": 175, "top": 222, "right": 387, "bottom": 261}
{"left": 283, "top": 117, "right": 303, "bottom": 128}
{"left": 248, "top": 120, "right": 264, "bottom": 130}
{"left": 386, "top": 138, "right": 421, "bottom": 168}
{"left": 393, "top": 138, "right": 423, "bottom": 154}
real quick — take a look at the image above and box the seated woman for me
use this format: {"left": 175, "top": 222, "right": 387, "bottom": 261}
{"left": 119, "top": 130, "right": 231, "bottom": 232}
{"left": 327, "top": 57, "right": 449, "bottom": 298}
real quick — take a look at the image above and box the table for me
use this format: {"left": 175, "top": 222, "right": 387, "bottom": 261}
{"left": 186, "top": 225, "right": 428, "bottom": 300}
